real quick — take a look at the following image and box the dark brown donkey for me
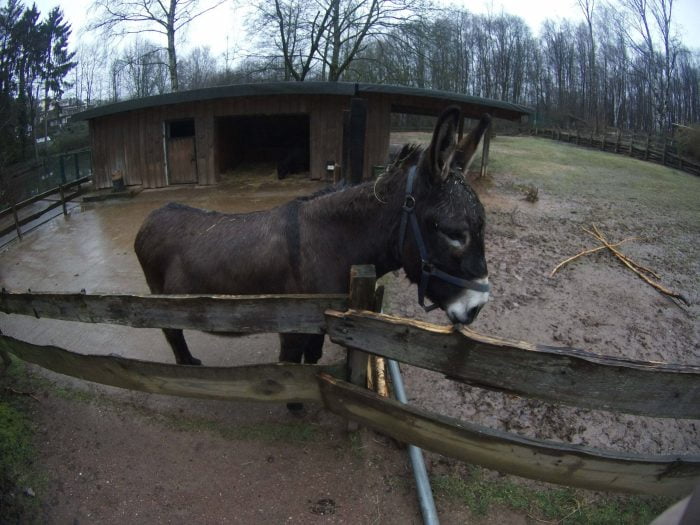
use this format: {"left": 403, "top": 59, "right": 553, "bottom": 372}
{"left": 135, "top": 106, "right": 491, "bottom": 370}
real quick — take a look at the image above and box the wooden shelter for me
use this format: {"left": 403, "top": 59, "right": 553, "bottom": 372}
{"left": 74, "top": 82, "right": 531, "bottom": 190}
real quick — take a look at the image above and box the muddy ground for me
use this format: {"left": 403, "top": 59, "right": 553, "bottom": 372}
{"left": 1, "top": 138, "right": 698, "bottom": 523}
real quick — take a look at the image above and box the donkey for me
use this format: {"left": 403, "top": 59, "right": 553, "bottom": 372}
{"left": 134, "top": 106, "right": 491, "bottom": 369}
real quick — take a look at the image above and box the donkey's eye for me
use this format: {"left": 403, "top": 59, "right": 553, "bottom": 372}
{"left": 440, "top": 228, "right": 468, "bottom": 247}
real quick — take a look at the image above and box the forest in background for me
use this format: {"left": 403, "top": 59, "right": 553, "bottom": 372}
{"left": 1, "top": 0, "right": 699, "bottom": 169}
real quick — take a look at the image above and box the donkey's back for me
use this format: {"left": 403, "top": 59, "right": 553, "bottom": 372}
{"left": 135, "top": 202, "right": 296, "bottom": 296}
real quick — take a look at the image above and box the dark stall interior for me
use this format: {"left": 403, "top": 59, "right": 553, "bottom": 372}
{"left": 215, "top": 114, "right": 310, "bottom": 178}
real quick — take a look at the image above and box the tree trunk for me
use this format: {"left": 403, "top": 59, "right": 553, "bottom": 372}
{"left": 167, "top": 2, "right": 178, "bottom": 92}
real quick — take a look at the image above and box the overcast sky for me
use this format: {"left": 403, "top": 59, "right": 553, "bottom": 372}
{"left": 32, "top": 0, "right": 700, "bottom": 61}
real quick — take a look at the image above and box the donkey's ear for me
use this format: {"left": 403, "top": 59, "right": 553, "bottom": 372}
{"left": 427, "top": 106, "right": 461, "bottom": 184}
{"left": 448, "top": 114, "right": 491, "bottom": 177}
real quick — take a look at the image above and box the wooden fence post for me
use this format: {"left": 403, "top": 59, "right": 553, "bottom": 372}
{"left": 629, "top": 133, "right": 634, "bottom": 157}
{"left": 662, "top": 138, "right": 668, "bottom": 166}
{"left": 74, "top": 153, "right": 81, "bottom": 180}
{"left": 601, "top": 133, "right": 606, "bottom": 151}
{"left": 59, "top": 184, "right": 67, "bottom": 216}
{"left": 616, "top": 130, "right": 621, "bottom": 153}
{"left": 645, "top": 135, "right": 651, "bottom": 161}
{"left": 11, "top": 204, "right": 22, "bottom": 241}
{"left": 0, "top": 329, "right": 11, "bottom": 368}
{"left": 346, "top": 264, "right": 377, "bottom": 431}
{"left": 59, "top": 155, "right": 67, "bottom": 185}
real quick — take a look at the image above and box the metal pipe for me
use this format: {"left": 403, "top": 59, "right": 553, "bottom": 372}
{"left": 387, "top": 359, "right": 440, "bottom": 525}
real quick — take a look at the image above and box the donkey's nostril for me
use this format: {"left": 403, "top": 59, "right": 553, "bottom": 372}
{"left": 465, "top": 304, "right": 483, "bottom": 325}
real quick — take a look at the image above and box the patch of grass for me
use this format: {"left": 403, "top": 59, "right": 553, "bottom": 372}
{"left": 432, "top": 466, "right": 670, "bottom": 523}
{"left": 489, "top": 136, "right": 700, "bottom": 215}
{"left": 0, "top": 358, "right": 43, "bottom": 523}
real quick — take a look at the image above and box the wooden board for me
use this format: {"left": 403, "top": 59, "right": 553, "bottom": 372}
{"left": 318, "top": 373, "right": 700, "bottom": 496}
{"left": 1, "top": 334, "right": 343, "bottom": 403}
{"left": 1, "top": 291, "right": 347, "bottom": 334}
{"left": 325, "top": 310, "right": 700, "bottom": 419}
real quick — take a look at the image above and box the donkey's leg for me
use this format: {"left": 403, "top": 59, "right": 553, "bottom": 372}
{"left": 163, "top": 328, "right": 202, "bottom": 366}
{"left": 278, "top": 333, "right": 306, "bottom": 364}
{"left": 302, "top": 334, "right": 324, "bottom": 364}
{"left": 279, "top": 334, "right": 322, "bottom": 412}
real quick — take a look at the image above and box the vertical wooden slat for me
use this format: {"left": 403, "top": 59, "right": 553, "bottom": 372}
{"left": 346, "top": 264, "right": 377, "bottom": 431}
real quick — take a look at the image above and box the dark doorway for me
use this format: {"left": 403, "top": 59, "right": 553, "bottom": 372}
{"left": 166, "top": 118, "right": 197, "bottom": 184}
{"left": 215, "top": 114, "right": 310, "bottom": 178}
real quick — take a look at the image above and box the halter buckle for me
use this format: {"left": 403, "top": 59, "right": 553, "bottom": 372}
{"left": 403, "top": 195, "right": 416, "bottom": 212}
{"left": 421, "top": 260, "right": 434, "bottom": 274}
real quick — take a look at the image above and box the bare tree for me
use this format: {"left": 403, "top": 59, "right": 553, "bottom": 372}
{"left": 179, "top": 46, "right": 219, "bottom": 88}
{"left": 616, "top": 0, "right": 681, "bottom": 130}
{"left": 88, "top": 0, "right": 227, "bottom": 92}
{"left": 73, "top": 39, "right": 108, "bottom": 105}
{"left": 577, "top": 0, "right": 598, "bottom": 131}
{"left": 251, "top": 0, "right": 427, "bottom": 81}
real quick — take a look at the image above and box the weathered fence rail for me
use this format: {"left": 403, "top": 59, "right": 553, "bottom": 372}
{"left": 1, "top": 283, "right": 699, "bottom": 497}
{"left": 0, "top": 175, "right": 90, "bottom": 242}
{"left": 325, "top": 310, "right": 700, "bottom": 419}
{"left": 319, "top": 374, "right": 698, "bottom": 496}
{"left": 0, "top": 334, "right": 342, "bottom": 403}
{"left": 0, "top": 291, "right": 347, "bottom": 334}
{"left": 531, "top": 128, "right": 700, "bottom": 177}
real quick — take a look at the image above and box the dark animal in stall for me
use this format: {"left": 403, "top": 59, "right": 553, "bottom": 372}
{"left": 276, "top": 147, "right": 309, "bottom": 179}
{"left": 135, "top": 106, "right": 491, "bottom": 380}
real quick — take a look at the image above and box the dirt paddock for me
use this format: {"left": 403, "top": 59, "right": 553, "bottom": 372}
{"left": 1, "top": 137, "right": 698, "bottom": 523}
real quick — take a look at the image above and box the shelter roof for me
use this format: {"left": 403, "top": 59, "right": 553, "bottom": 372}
{"left": 73, "top": 82, "right": 531, "bottom": 122}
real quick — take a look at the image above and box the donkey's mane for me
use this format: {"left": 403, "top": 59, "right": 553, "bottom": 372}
{"left": 296, "top": 143, "right": 424, "bottom": 204}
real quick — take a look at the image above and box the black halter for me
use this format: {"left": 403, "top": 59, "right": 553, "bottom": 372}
{"left": 398, "top": 166, "right": 491, "bottom": 312}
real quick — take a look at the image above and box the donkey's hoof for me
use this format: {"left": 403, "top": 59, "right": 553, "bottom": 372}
{"left": 286, "top": 402, "right": 306, "bottom": 416}
{"left": 177, "top": 357, "right": 202, "bottom": 365}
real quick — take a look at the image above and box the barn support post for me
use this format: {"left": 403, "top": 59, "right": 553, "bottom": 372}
{"left": 479, "top": 122, "right": 491, "bottom": 178}
{"left": 346, "top": 264, "right": 377, "bottom": 431}
{"left": 349, "top": 98, "right": 368, "bottom": 184}
{"left": 341, "top": 110, "right": 351, "bottom": 183}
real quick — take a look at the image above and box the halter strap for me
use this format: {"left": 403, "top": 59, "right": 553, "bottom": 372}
{"left": 399, "top": 166, "right": 490, "bottom": 312}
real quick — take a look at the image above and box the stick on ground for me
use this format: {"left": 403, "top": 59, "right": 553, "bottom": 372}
{"left": 550, "top": 237, "right": 637, "bottom": 277}
{"left": 585, "top": 225, "right": 689, "bottom": 306}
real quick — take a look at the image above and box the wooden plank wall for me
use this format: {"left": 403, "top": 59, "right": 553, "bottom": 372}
{"left": 89, "top": 93, "right": 395, "bottom": 189}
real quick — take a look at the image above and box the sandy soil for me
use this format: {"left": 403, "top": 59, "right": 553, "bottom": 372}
{"left": 1, "top": 143, "right": 698, "bottom": 523}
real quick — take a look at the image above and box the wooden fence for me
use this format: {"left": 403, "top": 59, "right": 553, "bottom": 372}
{"left": 531, "top": 128, "right": 700, "bottom": 177}
{"left": 1, "top": 268, "right": 699, "bottom": 497}
{"left": 1, "top": 149, "right": 91, "bottom": 244}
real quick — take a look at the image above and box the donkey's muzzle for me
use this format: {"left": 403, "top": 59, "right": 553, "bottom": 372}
{"left": 445, "top": 277, "right": 490, "bottom": 325}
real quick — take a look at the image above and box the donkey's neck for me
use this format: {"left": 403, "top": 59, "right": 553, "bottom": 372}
{"left": 302, "top": 172, "right": 408, "bottom": 279}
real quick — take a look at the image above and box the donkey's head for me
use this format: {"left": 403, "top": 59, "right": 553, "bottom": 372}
{"left": 399, "top": 106, "right": 490, "bottom": 325}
